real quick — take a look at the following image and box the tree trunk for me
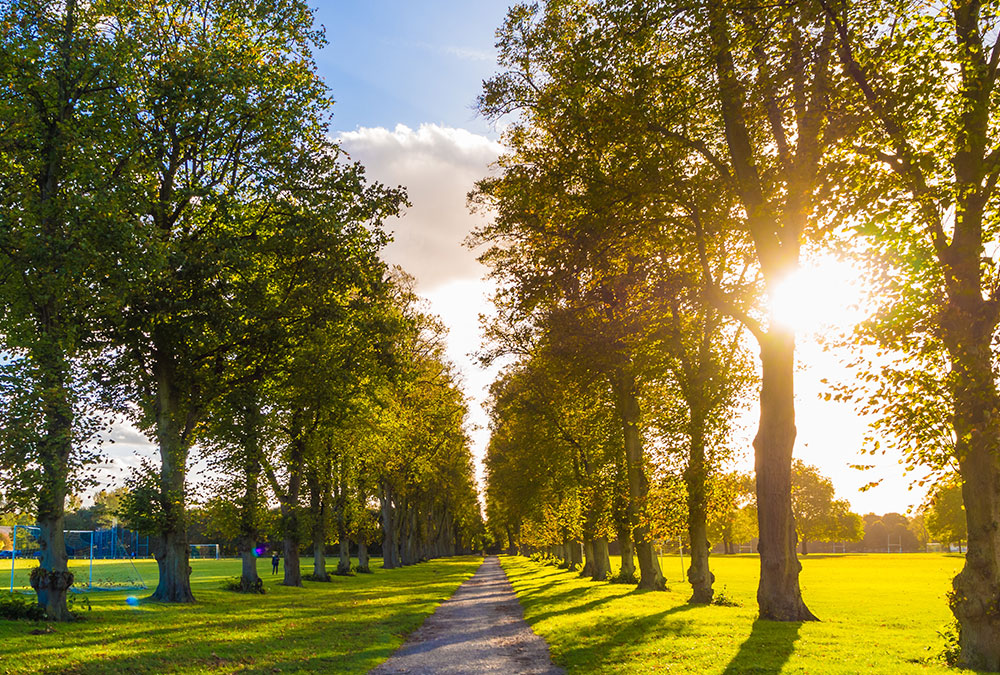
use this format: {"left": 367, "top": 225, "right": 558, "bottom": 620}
{"left": 280, "top": 435, "right": 305, "bottom": 588}
{"left": 618, "top": 526, "right": 636, "bottom": 581}
{"left": 282, "top": 534, "right": 301, "bottom": 587}
{"left": 754, "top": 330, "right": 814, "bottom": 620}
{"left": 569, "top": 540, "right": 583, "bottom": 570}
{"left": 582, "top": 539, "right": 595, "bottom": 577}
{"left": 337, "top": 537, "right": 351, "bottom": 575}
{"left": 610, "top": 368, "right": 664, "bottom": 590}
{"left": 237, "top": 399, "right": 263, "bottom": 593}
{"left": 685, "top": 419, "right": 714, "bottom": 604}
{"left": 379, "top": 483, "right": 399, "bottom": 569}
{"left": 308, "top": 473, "right": 330, "bottom": 581}
{"left": 801, "top": 538, "right": 809, "bottom": 556}
{"left": 239, "top": 547, "right": 261, "bottom": 593}
{"left": 149, "top": 348, "right": 195, "bottom": 603}
{"left": 312, "top": 538, "right": 329, "bottom": 580}
{"left": 357, "top": 540, "right": 370, "bottom": 572}
{"left": 32, "top": 338, "right": 74, "bottom": 620}
{"left": 592, "top": 537, "right": 611, "bottom": 581}
{"left": 944, "top": 306, "right": 1000, "bottom": 669}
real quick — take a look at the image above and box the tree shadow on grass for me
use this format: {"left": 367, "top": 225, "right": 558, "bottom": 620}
{"left": 557, "top": 602, "right": 699, "bottom": 670}
{"left": 722, "top": 619, "right": 802, "bottom": 675}
{"left": 523, "top": 589, "right": 619, "bottom": 625}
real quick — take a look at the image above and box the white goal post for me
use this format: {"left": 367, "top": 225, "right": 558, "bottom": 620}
{"left": 189, "top": 543, "right": 220, "bottom": 560}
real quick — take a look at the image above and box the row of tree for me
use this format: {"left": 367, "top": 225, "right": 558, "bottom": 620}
{"left": 0, "top": 0, "right": 480, "bottom": 620}
{"left": 475, "top": 0, "right": 1000, "bottom": 668}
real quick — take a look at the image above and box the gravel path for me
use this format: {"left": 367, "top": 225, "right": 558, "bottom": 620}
{"left": 369, "top": 556, "right": 564, "bottom": 674}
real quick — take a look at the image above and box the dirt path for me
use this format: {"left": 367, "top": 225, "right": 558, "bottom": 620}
{"left": 369, "top": 556, "right": 564, "bottom": 674}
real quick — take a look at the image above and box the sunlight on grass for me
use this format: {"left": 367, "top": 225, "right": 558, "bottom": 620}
{"left": 502, "top": 554, "right": 974, "bottom": 674}
{"left": 0, "top": 556, "right": 482, "bottom": 674}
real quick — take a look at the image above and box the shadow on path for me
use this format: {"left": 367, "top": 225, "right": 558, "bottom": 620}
{"left": 722, "top": 619, "right": 802, "bottom": 675}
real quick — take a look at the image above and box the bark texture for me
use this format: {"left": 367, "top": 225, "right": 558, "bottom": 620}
{"left": 591, "top": 538, "right": 611, "bottom": 581}
{"left": 308, "top": 473, "right": 330, "bottom": 581}
{"left": 150, "top": 362, "right": 195, "bottom": 603}
{"left": 610, "top": 368, "right": 664, "bottom": 590}
{"left": 684, "top": 413, "right": 714, "bottom": 604}
{"left": 618, "top": 528, "right": 636, "bottom": 581}
{"left": 33, "top": 339, "right": 74, "bottom": 619}
{"left": 582, "top": 539, "right": 595, "bottom": 578}
{"left": 278, "top": 432, "right": 306, "bottom": 588}
{"left": 357, "top": 541, "right": 370, "bottom": 573}
{"left": 944, "top": 306, "right": 1000, "bottom": 669}
{"left": 704, "top": 0, "right": 821, "bottom": 622}
{"left": 237, "top": 399, "right": 263, "bottom": 593}
{"left": 754, "top": 332, "right": 814, "bottom": 620}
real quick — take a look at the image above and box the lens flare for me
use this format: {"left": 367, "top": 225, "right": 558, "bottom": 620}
{"left": 125, "top": 596, "right": 139, "bottom": 607}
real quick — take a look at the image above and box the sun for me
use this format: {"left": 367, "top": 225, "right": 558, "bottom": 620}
{"left": 769, "top": 256, "right": 867, "bottom": 336}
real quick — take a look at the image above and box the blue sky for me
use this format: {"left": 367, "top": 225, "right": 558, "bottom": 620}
{"left": 314, "top": 1, "right": 512, "bottom": 136}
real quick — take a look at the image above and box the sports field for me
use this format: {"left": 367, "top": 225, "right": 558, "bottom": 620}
{"left": 0, "top": 553, "right": 981, "bottom": 673}
{"left": 501, "top": 553, "right": 975, "bottom": 674}
{"left": 0, "top": 555, "right": 482, "bottom": 674}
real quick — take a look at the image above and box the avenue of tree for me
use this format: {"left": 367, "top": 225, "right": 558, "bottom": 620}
{"left": 0, "top": 0, "right": 481, "bottom": 621}
{"left": 476, "top": 0, "right": 1000, "bottom": 670}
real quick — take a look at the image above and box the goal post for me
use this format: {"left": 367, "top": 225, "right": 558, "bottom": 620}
{"left": 189, "top": 543, "right": 220, "bottom": 560}
{"left": 8, "top": 525, "right": 146, "bottom": 593}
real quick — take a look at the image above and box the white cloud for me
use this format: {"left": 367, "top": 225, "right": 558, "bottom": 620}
{"left": 338, "top": 123, "right": 502, "bottom": 292}
{"left": 337, "top": 124, "right": 506, "bottom": 494}
{"left": 406, "top": 40, "right": 494, "bottom": 63}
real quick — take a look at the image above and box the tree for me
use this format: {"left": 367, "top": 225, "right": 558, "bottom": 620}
{"left": 926, "top": 481, "right": 968, "bottom": 551}
{"left": 816, "top": 0, "right": 1000, "bottom": 664}
{"left": 791, "top": 461, "right": 835, "bottom": 556}
{"left": 828, "top": 502, "right": 864, "bottom": 548}
{"left": 107, "top": 0, "right": 334, "bottom": 603}
{"left": 657, "top": 0, "right": 837, "bottom": 620}
{"left": 105, "top": 1, "right": 403, "bottom": 602}
{"left": 708, "top": 472, "right": 757, "bottom": 554}
{"left": 791, "top": 461, "right": 864, "bottom": 554}
{"left": 646, "top": 304, "right": 754, "bottom": 602}
{"left": 0, "top": 0, "right": 139, "bottom": 620}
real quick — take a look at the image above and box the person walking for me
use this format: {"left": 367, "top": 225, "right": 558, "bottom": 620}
{"left": 271, "top": 552, "right": 280, "bottom": 575}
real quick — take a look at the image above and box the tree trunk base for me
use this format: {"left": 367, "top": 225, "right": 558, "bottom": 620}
{"left": 592, "top": 538, "right": 611, "bottom": 581}
{"left": 636, "top": 541, "right": 665, "bottom": 591}
{"left": 953, "top": 563, "right": 1000, "bottom": 669}
{"left": 151, "top": 537, "right": 195, "bottom": 603}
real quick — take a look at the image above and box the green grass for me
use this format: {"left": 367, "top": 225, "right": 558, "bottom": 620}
{"left": 501, "top": 553, "right": 977, "bottom": 674}
{"left": 0, "top": 555, "right": 482, "bottom": 674}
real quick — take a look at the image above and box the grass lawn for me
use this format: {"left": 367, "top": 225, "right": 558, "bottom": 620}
{"left": 501, "top": 553, "right": 976, "bottom": 674}
{"left": 0, "top": 555, "right": 482, "bottom": 674}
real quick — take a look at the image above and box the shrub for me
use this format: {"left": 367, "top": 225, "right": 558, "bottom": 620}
{"left": 711, "top": 587, "right": 741, "bottom": 607}
{"left": 304, "top": 573, "right": 336, "bottom": 582}
{"left": 0, "top": 594, "right": 46, "bottom": 621}
{"left": 608, "top": 569, "right": 637, "bottom": 585}
{"left": 221, "top": 576, "right": 266, "bottom": 593}
{"left": 937, "top": 620, "right": 961, "bottom": 667}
